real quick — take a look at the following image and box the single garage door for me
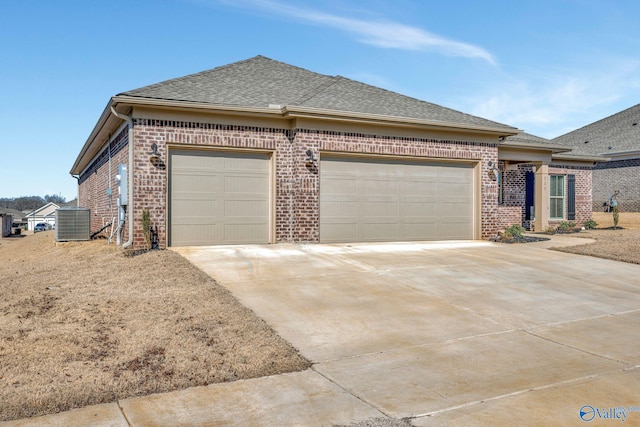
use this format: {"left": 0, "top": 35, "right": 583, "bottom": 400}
{"left": 169, "top": 150, "right": 270, "bottom": 246}
{"left": 320, "top": 156, "right": 475, "bottom": 243}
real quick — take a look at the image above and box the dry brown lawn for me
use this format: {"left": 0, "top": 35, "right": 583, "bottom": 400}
{"left": 553, "top": 212, "right": 640, "bottom": 264}
{"left": 0, "top": 232, "right": 310, "bottom": 422}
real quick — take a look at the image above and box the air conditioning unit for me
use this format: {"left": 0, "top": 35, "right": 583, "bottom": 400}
{"left": 55, "top": 208, "right": 90, "bottom": 242}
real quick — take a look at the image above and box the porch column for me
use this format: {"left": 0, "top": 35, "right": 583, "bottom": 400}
{"left": 534, "top": 162, "right": 550, "bottom": 232}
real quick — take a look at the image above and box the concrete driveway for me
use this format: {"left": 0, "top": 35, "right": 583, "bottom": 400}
{"left": 169, "top": 237, "right": 640, "bottom": 425}
{"left": 7, "top": 236, "right": 640, "bottom": 427}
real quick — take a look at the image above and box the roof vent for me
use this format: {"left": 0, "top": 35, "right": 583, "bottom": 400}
{"left": 584, "top": 140, "right": 589, "bottom": 144}
{"left": 633, "top": 122, "right": 638, "bottom": 126}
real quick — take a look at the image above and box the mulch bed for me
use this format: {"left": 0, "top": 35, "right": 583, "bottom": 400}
{"left": 492, "top": 235, "right": 551, "bottom": 244}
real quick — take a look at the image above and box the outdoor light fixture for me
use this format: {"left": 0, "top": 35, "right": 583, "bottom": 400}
{"left": 487, "top": 160, "right": 499, "bottom": 181}
{"left": 304, "top": 149, "right": 318, "bottom": 174}
{"left": 149, "top": 143, "right": 161, "bottom": 163}
{"left": 305, "top": 149, "right": 316, "bottom": 167}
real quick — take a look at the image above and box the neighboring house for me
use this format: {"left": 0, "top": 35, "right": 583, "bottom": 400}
{"left": 501, "top": 133, "right": 605, "bottom": 230}
{"left": 0, "top": 213, "right": 12, "bottom": 238}
{"left": 553, "top": 103, "right": 640, "bottom": 212}
{"left": 25, "top": 202, "right": 59, "bottom": 231}
{"left": 0, "top": 208, "right": 27, "bottom": 228}
{"left": 71, "top": 56, "right": 597, "bottom": 249}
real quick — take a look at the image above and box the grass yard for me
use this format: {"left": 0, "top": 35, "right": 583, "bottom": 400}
{"left": 1, "top": 211, "right": 639, "bottom": 422}
{"left": 0, "top": 232, "right": 310, "bottom": 422}
{"left": 553, "top": 212, "right": 640, "bottom": 264}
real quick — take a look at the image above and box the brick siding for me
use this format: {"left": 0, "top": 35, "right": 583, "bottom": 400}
{"left": 549, "top": 163, "right": 593, "bottom": 226}
{"left": 593, "top": 159, "right": 640, "bottom": 212}
{"left": 78, "top": 126, "right": 129, "bottom": 240}
{"left": 79, "top": 118, "right": 513, "bottom": 249}
{"left": 499, "top": 163, "right": 593, "bottom": 229}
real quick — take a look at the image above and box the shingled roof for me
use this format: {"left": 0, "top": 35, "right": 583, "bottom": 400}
{"left": 120, "top": 55, "right": 517, "bottom": 132}
{"left": 552, "top": 103, "right": 640, "bottom": 156}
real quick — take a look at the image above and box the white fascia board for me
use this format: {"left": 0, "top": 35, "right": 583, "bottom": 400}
{"left": 112, "top": 96, "right": 521, "bottom": 136}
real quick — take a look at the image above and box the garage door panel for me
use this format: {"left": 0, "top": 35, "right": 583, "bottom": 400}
{"left": 362, "top": 179, "right": 398, "bottom": 195}
{"left": 223, "top": 155, "right": 267, "bottom": 171}
{"left": 223, "top": 224, "right": 269, "bottom": 243}
{"left": 172, "top": 201, "right": 219, "bottom": 219}
{"left": 170, "top": 150, "right": 270, "bottom": 246}
{"left": 321, "top": 223, "right": 359, "bottom": 242}
{"left": 437, "top": 183, "right": 472, "bottom": 196}
{"left": 438, "top": 201, "right": 472, "bottom": 213}
{"left": 224, "top": 200, "right": 268, "bottom": 217}
{"left": 323, "top": 178, "right": 358, "bottom": 194}
{"left": 322, "top": 201, "right": 359, "bottom": 217}
{"left": 400, "top": 223, "right": 437, "bottom": 239}
{"left": 171, "top": 224, "right": 219, "bottom": 244}
{"left": 173, "top": 174, "right": 218, "bottom": 190}
{"left": 362, "top": 201, "right": 397, "bottom": 217}
{"left": 401, "top": 202, "right": 437, "bottom": 217}
{"left": 363, "top": 223, "right": 400, "bottom": 241}
{"left": 437, "top": 222, "right": 473, "bottom": 239}
{"left": 401, "top": 181, "right": 437, "bottom": 195}
{"left": 224, "top": 175, "right": 268, "bottom": 193}
{"left": 321, "top": 156, "right": 474, "bottom": 243}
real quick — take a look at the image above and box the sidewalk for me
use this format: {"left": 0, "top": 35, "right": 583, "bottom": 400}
{"left": 2, "top": 370, "right": 383, "bottom": 426}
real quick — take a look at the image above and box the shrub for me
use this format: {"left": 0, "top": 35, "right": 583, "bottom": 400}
{"left": 502, "top": 224, "right": 525, "bottom": 240}
{"left": 557, "top": 221, "right": 576, "bottom": 232}
{"left": 142, "top": 208, "right": 151, "bottom": 250}
{"left": 544, "top": 225, "right": 556, "bottom": 234}
{"left": 583, "top": 219, "right": 598, "bottom": 230}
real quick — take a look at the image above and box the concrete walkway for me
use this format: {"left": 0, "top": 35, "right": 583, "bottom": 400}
{"left": 4, "top": 235, "right": 640, "bottom": 426}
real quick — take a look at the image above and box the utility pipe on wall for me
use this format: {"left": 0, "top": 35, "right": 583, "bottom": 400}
{"left": 110, "top": 106, "right": 134, "bottom": 248}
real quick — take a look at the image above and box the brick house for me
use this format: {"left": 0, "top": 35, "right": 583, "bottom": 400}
{"left": 553, "top": 103, "right": 640, "bottom": 212}
{"left": 70, "top": 56, "right": 598, "bottom": 249}
{"left": 501, "top": 133, "right": 604, "bottom": 231}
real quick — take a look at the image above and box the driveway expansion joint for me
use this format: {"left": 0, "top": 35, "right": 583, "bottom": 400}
{"left": 117, "top": 401, "right": 132, "bottom": 427}
{"left": 522, "top": 329, "right": 632, "bottom": 366}
{"left": 310, "top": 365, "right": 391, "bottom": 418}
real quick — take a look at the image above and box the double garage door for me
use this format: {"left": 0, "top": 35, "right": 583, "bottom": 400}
{"left": 169, "top": 150, "right": 475, "bottom": 246}
{"left": 320, "top": 156, "right": 475, "bottom": 243}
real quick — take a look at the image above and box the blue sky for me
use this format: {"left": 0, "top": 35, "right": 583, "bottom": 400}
{"left": 2, "top": 0, "right": 639, "bottom": 201}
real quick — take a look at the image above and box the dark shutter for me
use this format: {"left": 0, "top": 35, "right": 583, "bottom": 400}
{"left": 567, "top": 174, "right": 576, "bottom": 220}
{"left": 525, "top": 171, "right": 534, "bottom": 220}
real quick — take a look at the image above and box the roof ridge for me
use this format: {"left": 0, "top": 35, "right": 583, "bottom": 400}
{"left": 119, "top": 55, "right": 270, "bottom": 97}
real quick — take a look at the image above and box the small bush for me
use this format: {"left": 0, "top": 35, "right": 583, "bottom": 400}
{"left": 544, "top": 225, "right": 556, "bottom": 234}
{"left": 501, "top": 224, "right": 525, "bottom": 240}
{"left": 142, "top": 208, "right": 151, "bottom": 250}
{"left": 557, "top": 221, "right": 576, "bottom": 232}
{"left": 583, "top": 219, "right": 598, "bottom": 230}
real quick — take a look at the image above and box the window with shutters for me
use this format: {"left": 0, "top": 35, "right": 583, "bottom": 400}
{"left": 550, "top": 175, "right": 565, "bottom": 219}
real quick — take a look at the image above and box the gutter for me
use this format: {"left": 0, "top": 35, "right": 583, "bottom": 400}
{"left": 110, "top": 106, "right": 134, "bottom": 249}
{"left": 552, "top": 153, "right": 610, "bottom": 162}
{"left": 112, "top": 95, "right": 522, "bottom": 136}
{"left": 499, "top": 140, "right": 573, "bottom": 154}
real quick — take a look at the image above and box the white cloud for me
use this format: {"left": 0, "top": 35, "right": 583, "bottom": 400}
{"left": 465, "top": 60, "right": 640, "bottom": 138}
{"left": 217, "top": 0, "right": 495, "bottom": 64}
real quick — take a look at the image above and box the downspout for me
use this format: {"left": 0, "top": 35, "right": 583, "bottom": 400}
{"left": 110, "top": 106, "right": 134, "bottom": 248}
{"left": 70, "top": 174, "right": 80, "bottom": 206}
